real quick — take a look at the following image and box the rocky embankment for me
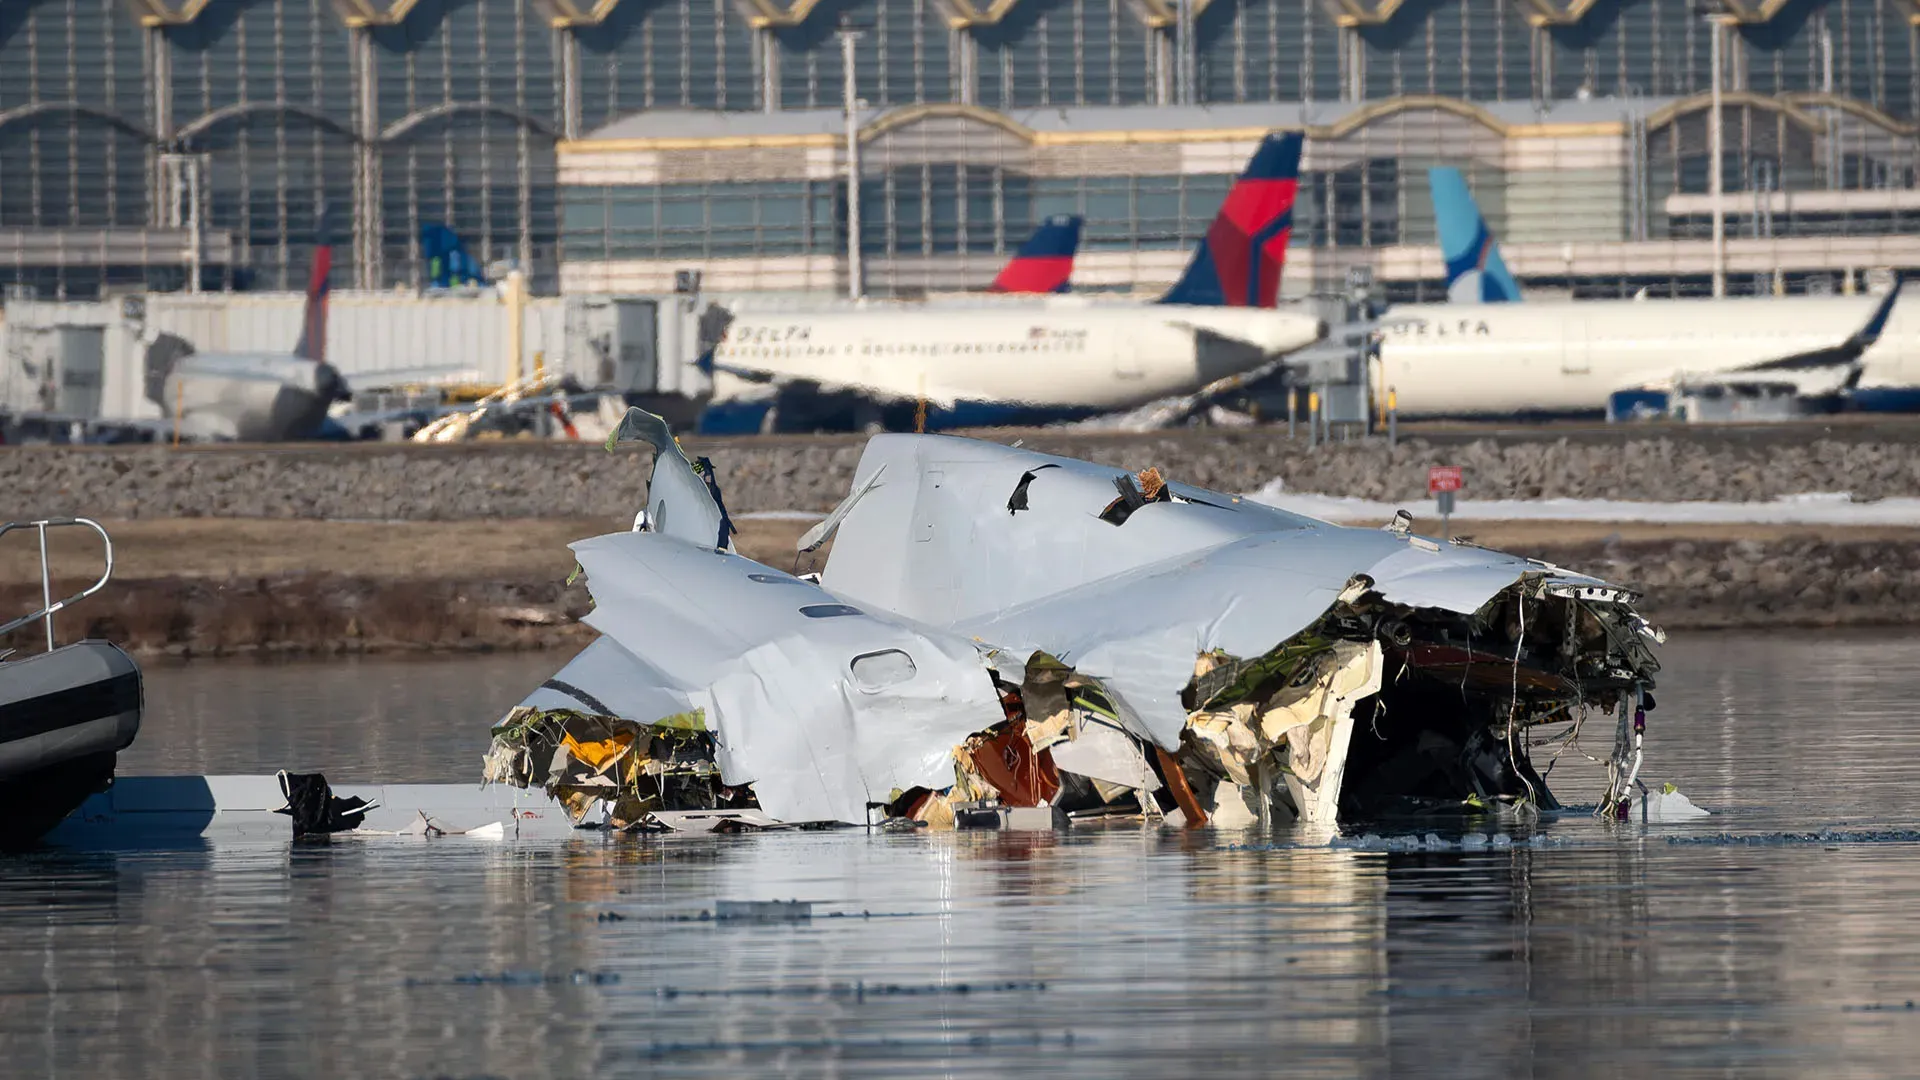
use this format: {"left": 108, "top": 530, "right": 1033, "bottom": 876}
{"left": 8, "top": 430, "right": 1920, "bottom": 520}
{"left": 1532, "top": 536, "right": 1920, "bottom": 631}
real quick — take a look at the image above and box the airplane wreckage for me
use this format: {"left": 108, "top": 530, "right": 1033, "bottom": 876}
{"left": 478, "top": 409, "right": 1669, "bottom": 834}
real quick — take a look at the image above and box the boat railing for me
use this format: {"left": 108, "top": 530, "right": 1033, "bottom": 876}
{"left": 0, "top": 517, "right": 114, "bottom": 652}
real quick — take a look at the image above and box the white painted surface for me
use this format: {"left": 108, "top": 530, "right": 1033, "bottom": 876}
{"left": 1377, "top": 292, "right": 1897, "bottom": 416}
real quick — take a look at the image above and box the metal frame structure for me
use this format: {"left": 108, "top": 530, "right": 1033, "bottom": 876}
{"left": 0, "top": 517, "right": 114, "bottom": 654}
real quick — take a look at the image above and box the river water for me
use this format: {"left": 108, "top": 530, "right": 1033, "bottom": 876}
{"left": 7, "top": 633, "right": 1920, "bottom": 1078}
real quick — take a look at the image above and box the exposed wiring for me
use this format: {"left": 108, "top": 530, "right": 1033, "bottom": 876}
{"left": 1506, "top": 589, "right": 1539, "bottom": 812}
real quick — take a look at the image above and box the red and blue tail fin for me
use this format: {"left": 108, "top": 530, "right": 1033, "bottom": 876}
{"left": 989, "top": 214, "right": 1082, "bottom": 294}
{"left": 1159, "top": 131, "right": 1302, "bottom": 308}
{"left": 293, "top": 207, "right": 332, "bottom": 363}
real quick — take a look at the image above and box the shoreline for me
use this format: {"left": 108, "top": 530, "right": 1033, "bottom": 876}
{"left": 6, "top": 517, "right": 1919, "bottom": 656}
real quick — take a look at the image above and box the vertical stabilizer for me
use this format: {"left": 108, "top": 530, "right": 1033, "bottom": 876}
{"left": 988, "top": 214, "right": 1083, "bottom": 294}
{"left": 421, "top": 223, "right": 488, "bottom": 288}
{"left": 293, "top": 210, "right": 333, "bottom": 362}
{"left": 1159, "top": 131, "right": 1302, "bottom": 308}
{"left": 1429, "top": 167, "right": 1521, "bottom": 303}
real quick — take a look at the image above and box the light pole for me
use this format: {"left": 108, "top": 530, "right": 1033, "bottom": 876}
{"left": 1706, "top": 10, "right": 1726, "bottom": 298}
{"left": 839, "top": 21, "right": 864, "bottom": 300}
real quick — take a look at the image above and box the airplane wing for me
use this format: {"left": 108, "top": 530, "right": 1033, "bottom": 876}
{"left": 1617, "top": 280, "right": 1902, "bottom": 398}
{"left": 1129, "top": 313, "right": 1400, "bottom": 428}
{"left": 1722, "top": 278, "right": 1901, "bottom": 375}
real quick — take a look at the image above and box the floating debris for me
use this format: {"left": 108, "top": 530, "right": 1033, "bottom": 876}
{"left": 713, "top": 900, "right": 811, "bottom": 922}
{"left": 485, "top": 409, "right": 1666, "bottom": 834}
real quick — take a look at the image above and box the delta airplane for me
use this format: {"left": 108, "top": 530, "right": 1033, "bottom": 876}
{"left": 699, "top": 132, "right": 1326, "bottom": 432}
{"left": 1376, "top": 172, "right": 1905, "bottom": 418}
{"left": 153, "top": 232, "right": 350, "bottom": 441}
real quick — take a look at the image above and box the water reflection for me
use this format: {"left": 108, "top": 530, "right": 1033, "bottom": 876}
{"left": 6, "top": 634, "right": 1920, "bottom": 1076}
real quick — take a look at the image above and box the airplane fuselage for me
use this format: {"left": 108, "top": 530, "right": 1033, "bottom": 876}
{"left": 1378, "top": 294, "right": 1891, "bottom": 417}
{"left": 163, "top": 352, "right": 345, "bottom": 441}
{"left": 712, "top": 305, "right": 1325, "bottom": 412}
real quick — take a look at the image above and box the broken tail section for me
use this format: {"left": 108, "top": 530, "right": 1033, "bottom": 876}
{"left": 605, "top": 407, "right": 735, "bottom": 552}
{"left": 293, "top": 208, "right": 333, "bottom": 363}
{"left": 1159, "top": 131, "right": 1303, "bottom": 309}
{"left": 1429, "top": 167, "right": 1521, "bottom": 304}
{"left": 989, "top": 214, "right": 1083, "bottom": 294}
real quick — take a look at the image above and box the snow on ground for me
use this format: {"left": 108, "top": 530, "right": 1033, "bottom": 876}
{"left": 1248, "top": 482, "right": 1920, "bottom": 526}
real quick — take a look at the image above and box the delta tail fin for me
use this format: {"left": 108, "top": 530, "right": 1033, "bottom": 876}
{"left": 1429, "top": 167, "right": 1521, "bottom": 303}
{"left": 293, "top": 207, "right": 333, "bottom": 363}
{"left": 989, "top": 214, "right": 1082, "bottom": 294}
{"left": 1159, "top": 131, "right": 1302, "bottom": 308}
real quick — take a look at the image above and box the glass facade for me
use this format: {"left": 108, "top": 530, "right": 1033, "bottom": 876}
{"left": 561, "top": 160, "right": 1426, "bottom": 266}
{"left": 563, "top": 180, "right": 839, "bottom": 260}
{"left": 0, "top": 0, "right": 1914, "bottom": 297}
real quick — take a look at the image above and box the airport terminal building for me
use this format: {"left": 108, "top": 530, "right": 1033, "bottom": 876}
{"left": 4, "top": 0, "right": 1919, "bottom": 300}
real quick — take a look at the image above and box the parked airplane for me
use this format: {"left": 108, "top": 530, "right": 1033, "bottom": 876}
{"left": 140, "top": 228, "right": 349, "bottom": 441}
{"left": 1429, "top": 167, "right": 1521, "bottom": 303}
{"left": 698, "top": 132, "right": 1325, "bottom": 432}
{"left": 1401, "top": 170, "right": 1920, "bottom": 417}
{"left": 1375, "top": 283, "right": 1901, "bottom": 419}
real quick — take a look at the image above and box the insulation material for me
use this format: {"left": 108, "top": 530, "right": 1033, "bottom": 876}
{"left": 1268, "top": 642, "right": 1383, "bottom": 825}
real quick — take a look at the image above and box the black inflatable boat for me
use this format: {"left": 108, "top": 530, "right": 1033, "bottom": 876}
{"left": 0, "top": 518, "right": 142, "bottom": 848}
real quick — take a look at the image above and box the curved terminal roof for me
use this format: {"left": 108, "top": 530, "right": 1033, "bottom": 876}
{"left": 121, "top": 0, "right": 1920, "bottom": 30}
{"left": 566, "top": 93, "right": 1919, "bottom": 153}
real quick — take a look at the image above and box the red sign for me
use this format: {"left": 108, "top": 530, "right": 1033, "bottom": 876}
{"left": 1428, "top": 466, "right": 1464, "bottom": 494}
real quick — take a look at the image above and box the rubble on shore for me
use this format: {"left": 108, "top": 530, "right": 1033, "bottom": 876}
{"left": 9, "top": 430, "right": 1920, "bottom": 521}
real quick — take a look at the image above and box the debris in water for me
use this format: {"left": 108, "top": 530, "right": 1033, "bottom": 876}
{"left": 486, "top": 409, "right": 1668, "bottom": 834}
{"left": 1640, "top": 786, "right": 1712, "bottom": 822}
{"left": 713, "top": 900, "right": 812, "bottom": 922}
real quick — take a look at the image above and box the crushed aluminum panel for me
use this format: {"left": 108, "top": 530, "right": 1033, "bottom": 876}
{"left": 951, "top": 532, "right": 1355, "bottom": 747}
{"left": 42, "top": 776, "right": 578, "bottom": 847}
{"left": 1047, "top": 719, "right": 1157, "bottom": 793}
{"left": 821, "top": 434, "right": 1325, "bottom": 627}
{"left": 516, "top": 636, "right": 696, "bottom": 724}
{"left": 797, "top": 462, "right": 887, "bottom": 553}
{"left": 606, "top": 407, "right": 731, "bottom": 552}
{"left": 649, "top": 809, "right": 789, "bottom": 832}
{"left": 570, "top": 531, "right": 1004, "bottom": 824}
{"left": 1365, "top": 544, "right": 1611, "bottom": 614}
{"left": 948, "top": 529, "right": 1567, "bottom": 749}
{"left": 821, "top": 434, "right": 1621, "bottom": 749}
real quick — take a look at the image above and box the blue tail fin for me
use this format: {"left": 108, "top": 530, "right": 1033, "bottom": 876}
{"left": 1429, "top": 167, "right": 1521, "bottom": 303}
{"left": 1159, "top": 131, "right": 1303, "bottom": 308}
{"left": 990, "top": 214, "right": 1082, "bottom": 294}
{"left": 421, "top": 222, "right": 487, "bottom": 289}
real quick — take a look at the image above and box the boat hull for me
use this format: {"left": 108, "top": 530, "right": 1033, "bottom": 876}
{"left": 0, "top": 640, "right": 142, "bottom": 848}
